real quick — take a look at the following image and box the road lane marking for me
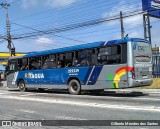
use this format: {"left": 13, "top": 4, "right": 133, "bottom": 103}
{"left": 0, "top": 91, "right": 21, "bottom": 94}
{"left": 56, "top": 116, "right": 87, "bottom": 120}
{"left": 0, "top": 90, "right": 160, "bottom": 101}
{"left": 16, "top": 109, "right": 36, "bottom": 114}
{"left": 0, "top": 93, "right": 6, "bottom": 95}
{"left": 0, "top": 90, "right": 49, "bottom": 96}
{"left": 19, "top": 93, "right": 51, "bottom": 96}
{"left": 0, "top": 94, "right": 160, "bottom": 112}
{"left": 20, "top": 93, "right": 40, "bottom": 97}
{"left": 132, "top": 97, "right": 160, "bottom": 101}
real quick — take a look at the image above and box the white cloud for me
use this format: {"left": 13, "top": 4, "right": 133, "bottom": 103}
{"left": 21, "top": 0, "right": 77, "bottom": 9}
{"left": 124, "top": 15, "right": 142, "bottom": 26}
{"left": 103, "top": 0, "right": 143, "bottom": 26}
{"left": 36, "top": 37, "right": 54, "bottom": 45}
{"left": 128, "top": 29, "right": 143, "bottom": 38}
{"left": 45, "top": 0, "right": 77, "bottom": 7}
{"left": 21, "top": 0, "right": 38, "bottom": 9}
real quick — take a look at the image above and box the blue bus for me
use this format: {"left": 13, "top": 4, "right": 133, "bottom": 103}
{"left": 6, "top": 38, "right": 153, "bottom": 95}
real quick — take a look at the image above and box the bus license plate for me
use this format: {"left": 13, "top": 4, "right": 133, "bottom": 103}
{"left": 142, "top": 75, "right": 148, "bottom": 79}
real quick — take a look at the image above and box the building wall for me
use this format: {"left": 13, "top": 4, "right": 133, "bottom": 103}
{"left": 152, "top": 47, "right": 160, "bottom": 56}
{"left": 0, "top": 65, "right": 5, "bottom": 71}
{"left": 0, "top": 52, "right": 25, "bottom": 71}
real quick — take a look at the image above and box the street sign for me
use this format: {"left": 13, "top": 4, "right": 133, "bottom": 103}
{"left": 142, "top": 0, "right": 160, "bottom": 18}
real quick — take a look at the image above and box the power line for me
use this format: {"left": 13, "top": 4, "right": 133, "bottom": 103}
{"left": 0, "top": 1, "right": 142, "bottom": 36}
{"left": 9, "top": 0, "right": 22, "bottom": 4}
{"left": 11, "top": 0, "right": 129, "bottom": 21}
{"left": 11, "top": 10, "right": 145, "bottom": 40}
{"left": 10, "top": 6, "right": 159, "bottom": 40}
{"left": 9, "top": 18, "right": 159, "bottom": 49}
{"left": 10, "top": 1, "right": 140, "bottom": 29}
{"left": 10, "top": 21, "right": 87, "bottom": 43}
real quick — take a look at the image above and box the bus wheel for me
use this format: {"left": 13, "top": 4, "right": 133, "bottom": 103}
{"left": 18, "top": 80, "right": 27, "bottom": 92}
{"left": 68, "top": 79, "right": 81, "bottom": 95}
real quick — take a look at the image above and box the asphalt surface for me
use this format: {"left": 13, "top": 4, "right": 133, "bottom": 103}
{"left": 0, "top": 86, "right": 160, "bottom": 129}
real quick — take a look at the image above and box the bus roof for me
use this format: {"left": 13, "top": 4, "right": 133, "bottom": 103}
{"left": 11, "top": 38, "right": 150, "bottom": 59}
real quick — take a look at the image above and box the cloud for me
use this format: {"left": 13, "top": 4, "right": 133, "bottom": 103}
{"left": 21, "top": 0, "right": 38, "bottom": 9}
{"left": 21, "top": 0, "right": 77, "bottom": 9}
{"left": 45, "top": 0, "right": 77, "bottom": 7}
{"left": 36, "top": 37, "right": 54, "bottom": 45}
{"left": 103, "top": 0, "right": 143, "bottom": 26}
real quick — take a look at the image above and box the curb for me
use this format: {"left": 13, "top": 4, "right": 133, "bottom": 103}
{"left": 104, "top": 89, "right": 160, "bottom": 94}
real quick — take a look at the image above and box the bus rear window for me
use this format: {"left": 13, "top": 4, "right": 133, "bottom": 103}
{"left": 132, "top": 42, "right": 151, "bottom": 62}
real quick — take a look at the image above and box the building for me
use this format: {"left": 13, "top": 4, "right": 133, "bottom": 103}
{"left": 0, "top": 52, "right": 25, "bottom": 71}
{"left": 152, "top": 47, "right": 160, "bottom": 56}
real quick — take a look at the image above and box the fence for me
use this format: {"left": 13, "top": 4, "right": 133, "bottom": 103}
{"left": 152, "top": 55, "right": 160, "bottom": 78}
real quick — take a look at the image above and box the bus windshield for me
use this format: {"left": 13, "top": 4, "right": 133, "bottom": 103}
{"left": 132, "top": 42, "right": 152, "bottom": 62}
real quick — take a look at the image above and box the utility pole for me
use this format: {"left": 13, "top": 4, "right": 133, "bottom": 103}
{"left": 143, "top": 14, "right": 152, "bottom": 44}
{"left": 120, "top": 11, "right": 125, "bottom": 39}
{"left": 0, "top": 3, "right": 13, "bottom": 57}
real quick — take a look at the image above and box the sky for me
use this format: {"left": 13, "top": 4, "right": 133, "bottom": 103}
{"left": 0, "top": 0, "right": 160, "bottom": 53}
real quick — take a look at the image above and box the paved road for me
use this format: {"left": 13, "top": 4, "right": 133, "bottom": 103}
{"left": 0, "top": 86, "right": 160, "bottom": 129}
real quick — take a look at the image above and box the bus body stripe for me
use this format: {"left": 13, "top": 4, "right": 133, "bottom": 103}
{"left": 104, "top": 41, "right": 108, "bottom": 45}
{"left": 12, "top": 72, "right": 19, "bottom": 85}
{"left": 88, "top": 66, "right": 103, "bottom": 85}
{"left": 86, "top": 66, "right": 95, "bottom": 85}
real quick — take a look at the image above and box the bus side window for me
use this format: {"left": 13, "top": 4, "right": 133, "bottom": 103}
{"left": 97, "top": 48, "right": 107, "bottom": 65}
{"left": 18, "top": 59, "right": 22, "bottom": 71}
{"left": 57, "top": 54, "right": 65, "bottom": 68}
{"left": 120, "top": 43, "right": 127, "bottom": 63}
{"left": 87, "top": 49, "right": 96, "bottom": 65}
{"left": 97, "top": 45, "right": 121, "bottom": 65}
{"left": 50, "top": 55, "right": 56, "bottom": 68}
{"left": 81, "top": 50, "right": 90, "bottom": 66}
{"left": 65, "top": 52, "right": 73, "bottom": 67}
{"left": 9, "top": 63, "right": 15, "bottom": 71}
{"left": 42, "top": 55, "right": 56, "bottom": 69}
{"left": 7, "top": 60, "right": 17, "bottom": 72}
{"left": 42, "top": 55, "right": 49, "bottom": 69}
{"left": 35, "top": 57, "right": 41, "bottom": 69}
{"left": 20, "top": 58, "right": 28, "bottom": 70}
{"left": 29, "top": 57, "right": 41, "bottom": 70}
{"left": 73, "top": 51, "right": 81, "bottom": 66}
{"left": 74, "top": 49, "right": 95, "bottom": 66}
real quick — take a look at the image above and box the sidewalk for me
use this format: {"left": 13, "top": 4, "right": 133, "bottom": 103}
{"left": 105, "top": 89, "right": 160, "bottom": 94}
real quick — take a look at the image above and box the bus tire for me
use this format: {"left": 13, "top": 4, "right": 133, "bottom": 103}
{"left": 18, "top": 80, "right": 27, "bottom": 92}
{"left": 68, "top": 79, "right": 81, "bottom": 95}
